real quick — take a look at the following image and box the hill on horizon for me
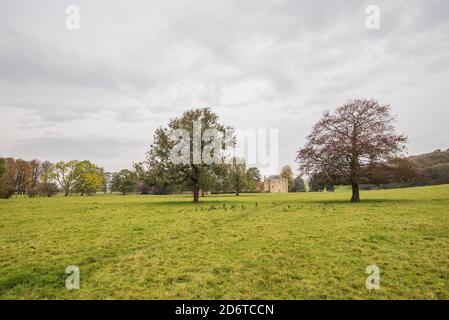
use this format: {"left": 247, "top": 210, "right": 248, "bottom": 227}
{"left": 409, "top": 148, "right": 449, "bottom": 168}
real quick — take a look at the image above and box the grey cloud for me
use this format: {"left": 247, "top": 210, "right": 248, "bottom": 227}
{"left": 3, "top": 136, "right": 148, "bottom": 168}
{"left": 1, "top": 0, "right": 449, "bottom": 173}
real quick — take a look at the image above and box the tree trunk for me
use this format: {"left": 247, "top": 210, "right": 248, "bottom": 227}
{"left": 64, "top": 190, "right": 69, "bottom": 196}
{"left": 201, "top": 189, "right": 205, "bottom": 197}
{"left": 193, "top": 184, "right": 199, "bottom": 203}
{"left": 351, "top": 182, "right": 360, "bottom": 202}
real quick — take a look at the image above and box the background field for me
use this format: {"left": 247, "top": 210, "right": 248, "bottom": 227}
{"left": 1, "top": 185, "right": 448, "bottom": 299}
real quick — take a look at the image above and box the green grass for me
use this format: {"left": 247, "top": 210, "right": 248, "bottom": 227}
{"left": 1, "top": 185, "right": 448, "bottom": 299}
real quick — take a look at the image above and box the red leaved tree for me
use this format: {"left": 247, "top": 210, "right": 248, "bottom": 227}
{"left": 296, "top": 99, "right": 408, "bottom": 202}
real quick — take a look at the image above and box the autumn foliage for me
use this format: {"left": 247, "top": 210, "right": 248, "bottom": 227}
{"left": 297, "top": 99, "right": 409, "bottom": 202}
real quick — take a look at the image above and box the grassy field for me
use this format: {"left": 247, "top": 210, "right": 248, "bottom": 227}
{"left": 0, "top": 185, "right": 448, "bottom": 299}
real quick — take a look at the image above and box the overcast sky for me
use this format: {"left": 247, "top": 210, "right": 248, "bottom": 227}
{"left": 1, "top": 0, "right": 448, "bottom": 175}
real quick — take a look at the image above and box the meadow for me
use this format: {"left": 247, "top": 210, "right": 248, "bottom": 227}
{"left": 0, "top": 185, "right": 448, "bottom": 299}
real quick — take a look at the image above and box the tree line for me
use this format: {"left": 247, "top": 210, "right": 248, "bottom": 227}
{"left": 0, "top": 157, "right": 267, "bottom": 199}
{"left": 0, "top": 159, "right": 106, "bottom": 199}
{"left": 360, "top": 148, "right": 449, "bottom": 190}
{"left": 2, "top": 98, "right": 440, "bottom": 202}
{"left": 0, "top": 154, "right": 310, "bottom": 200}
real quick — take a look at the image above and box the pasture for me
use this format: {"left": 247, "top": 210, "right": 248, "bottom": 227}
{"left": 1, "top": 185, "right": 448, "bottom": 299}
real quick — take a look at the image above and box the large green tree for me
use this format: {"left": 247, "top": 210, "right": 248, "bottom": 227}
{"left": 146, "top": 108, "right": 233, "bottom": 203}
{"left": 55, "top": 160, "right": 80, "bottom": 196}
{"left": 111, "top": 169, "right": 138, "bottom": 195}
{"left": 74, "top": 161, "right": 105, "bottom": 196}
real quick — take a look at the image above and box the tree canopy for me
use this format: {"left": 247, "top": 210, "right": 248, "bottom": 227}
{"left": 297, "top": 99, "right": 408, "bottom": 202}
{"left": 145, "top": 108, "right": 234, "bottom": 203}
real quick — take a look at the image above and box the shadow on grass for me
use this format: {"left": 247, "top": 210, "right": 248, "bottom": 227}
{"left": 304, "top": 198, "right": 420, "bottom": 205}
{"left": 0, "top": 267, "right": 66, "bottom": 296}
{"left": 107, "top": 194, "right": 422, "bottom": 208}
{"left": 133, "top": 198, "right": 420, "bottom": 208}
{"left": 143, "top": 200, "right": 250, "bottom": 206}
{"left": 113, "top": 194, "right": 256, "bottom": 207}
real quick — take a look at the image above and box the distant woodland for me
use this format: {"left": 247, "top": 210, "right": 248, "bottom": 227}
{"left": 361, "top": 148, "right": 449, "bottom": 190}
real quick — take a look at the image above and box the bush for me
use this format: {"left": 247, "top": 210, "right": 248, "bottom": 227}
{"left": 291, "top": 176, "right": 307, "bottom": 192}
{"left": 37, "top": 182, "right": 59, "bottom": 197}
